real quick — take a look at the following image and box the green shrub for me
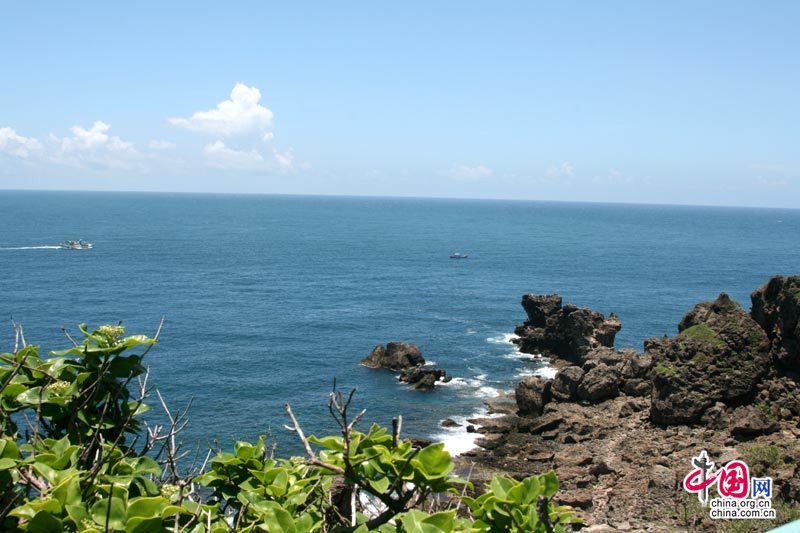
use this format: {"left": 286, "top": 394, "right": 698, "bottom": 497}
{"left": 0, "top": 324, "right": 581, "bottom": 532}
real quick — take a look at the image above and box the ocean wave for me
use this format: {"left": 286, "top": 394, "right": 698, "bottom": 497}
{"left": 486, "top": 333, "right": 518, "bottom": 345}
{"left": 438, "top": 376, "right": 483, "bottom": 389}
{"left": 516, "top": 365, "right": 558, "bottom": 379}
{"left": 476, "top": 386, "right": 500, "bottom": 398}
{"left": 502, "top": 350, "right": 544, "bottom": 360}
{"left": 431, "top": 409, "right": 505, "bottom": 456}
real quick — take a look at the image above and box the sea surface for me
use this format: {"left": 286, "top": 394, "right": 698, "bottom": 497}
{"left": 1, "top": 191, "right": 798, "bottom": 455}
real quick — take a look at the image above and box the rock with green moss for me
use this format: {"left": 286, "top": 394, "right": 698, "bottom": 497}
{"left": 648, "top": 293, "right": 771, "bottom": 425}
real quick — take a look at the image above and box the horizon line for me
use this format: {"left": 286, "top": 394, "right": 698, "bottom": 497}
{"left": 0, "top": 186, "right": 797, "bottom": 212}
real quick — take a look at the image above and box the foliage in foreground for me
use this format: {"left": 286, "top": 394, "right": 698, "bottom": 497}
{"left": 0, "top": 323, "right": 581, "bottom": 532}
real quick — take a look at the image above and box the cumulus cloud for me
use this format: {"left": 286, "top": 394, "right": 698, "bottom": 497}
{"left": 1, "top": 122, "right": 142, "bottom": 170}
{"left": 447, "top": 164, "right": 494, "bottom": 179}
{"left": 546, "top": 161, "right": 575, "bottom": 179}
{"left": 148, "top": 139, "right": 176, "bottom": 150}
{"left": 272, "top": 148, "right": 294, "bottom": 172}
{"left": 48, "top": 121, "right": 139, "bottom": 169}
{"left": 169, "top": 83, "right": 274, "bottom": 137}
{"left": 0, "top": 127, "right": 43, "bottom": 158}
{"left": 202, "top": 141, "right": 298, "bottom": 174}
{"left": 203, "top": 141, "right": 265, "bottom": 171}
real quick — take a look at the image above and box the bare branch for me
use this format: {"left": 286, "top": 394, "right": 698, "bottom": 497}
{"left": 283, "top": 403, "right": 344, "bottom": 475}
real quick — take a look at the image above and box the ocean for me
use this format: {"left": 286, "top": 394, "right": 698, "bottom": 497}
{"left": 1, "top": 190, "right": 798, "bottom": 455}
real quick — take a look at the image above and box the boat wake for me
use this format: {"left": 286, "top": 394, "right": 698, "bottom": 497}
{"left": 0, "top": 245, "right": 61, "bottom": 250}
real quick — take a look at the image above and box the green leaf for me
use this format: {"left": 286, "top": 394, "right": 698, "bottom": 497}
{"left": 16, "top": 386, "right": 49, "bottom": 405}
{"left": 263, "top": 507, "right": 296, "bottom": 533}
{"left": 489, "top": 476, "right": 514, "bottom": 500}
{"left": 27, "top": 510, "right": 63, "bottom": 533}
{"left": 369, "top": 475, "right": 390, "bottom": 493}
{"left": 307, "top": 435, "right": 344, "bottom": 452}
{"left": 51, "top": 472, "right": 82, "bottom": 507}
{"left": 411, "top": 443, "right": 453, "bottom": 479}
{"left": 91, "top": 497, "right": 127, "bottom": 530}
{"left": 400, "top": 509, "right": 455, "bottom": 533}
{"left": 0, "top": 457, "right": 16, "bottom": 470}
{"left": 126, "top": 516, "right": 163, "bottom": 533}
{"left": 65, "top": 504, "right": 90, "bottom": 527}
{"left": 540, "top": 470, "right": 559, "bottom": 497}
{"left": 127, "top": 496, "right": 165, "bottom": 519}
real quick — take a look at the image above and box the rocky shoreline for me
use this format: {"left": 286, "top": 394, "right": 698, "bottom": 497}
{"left": 456, "top": 275, "right": 800, "bottom": 531}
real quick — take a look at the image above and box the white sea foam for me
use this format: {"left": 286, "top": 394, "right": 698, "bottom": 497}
{"left": 476, "top": 386, "right": 500, "bottom": 398}
{"left": 486, "top": 333, "right": 518, "bottom": 345}
{"left": 516, "top": 365, "right": 558, "bottom": 379}
{"left": 438, "top": 376, "right": 484, "bottom": 389}
{"left": 502, "top": 351, "right": 544, "bottom": 361}
{"left": 432, "top": 409, "right": 505, "bottom": 456}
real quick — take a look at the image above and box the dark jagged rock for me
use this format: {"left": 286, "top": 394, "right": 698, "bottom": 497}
{"left": 551, "top": 366, "right": 584, "bottom": 402}
{"left": 362, "top": 342, "right": 450, "bottom": 390}
{"left": 398, "top": 366, "right": 449, "bottom": 391}
{"left": 461, "top": 276, "right": 800, "bottom": 532}
{"left": 649, "top": 293, "right": 771, "bottom": 425}
{"left": 513, "top": 294, "right": 621, "bottom": 364}
{"left": 577, "top": 364, "right": 621, "bottom": 402}
{"left": 622, "top": 378, "right": 651, "bottom": 397}
{"left": 361, "top": 342, "right": 425, "bottom": 370}
{"left": 440, "top": 418, "right": 460, "bottom": 428}
{"left": 729, "top": 405, "right": 779, "bottom": 437}
{"left": 751, "top": 275, "right": 800, "bottom": 371}
{"left": 515, "top": 376, "right": 551, "bottom": 416}
{"left": 547, "top": 347, "right": 652, "bottom": 404}
{"left": 521, "top": 294, "right": 562, "bottom": 326}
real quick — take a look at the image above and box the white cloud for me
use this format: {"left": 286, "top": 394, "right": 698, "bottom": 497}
{"left": 447, "top": 164, "right": 494, "bottom": 179}
{"left": 169, "top": 83, "right": 274, "bottom": 137}
{"left": 546, "top": 161, "right": 575, "bottom": 179}
{"left": 48, "top": 121, "right": 139, "bottom": 169}
{"left": 203, "top": 141, "right": 265, "bottom": 171}
{"left": 1, "top": 122, "right": 140, "bottom": 170}
{"left": 148, "top": 139, "right": 176, "bottom": 150}
{"left": 202, "top": 141, "right": 300, "bottom": 174}
{"left": 592, "top": 168, "right": 642, "bottom": 185}
{"left": 754, "top": 176, "right": 789, "bottom": 189}
{"left": 0, "top": 127, "right": 43, "bottom": 158}
{"left": 272, "top": 148, "right": 294, "bottom": 172}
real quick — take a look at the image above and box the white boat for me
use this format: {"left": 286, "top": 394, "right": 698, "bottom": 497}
{"left": 60, "top": 240, "right": 94, "bottom": 250}
{"left": 449, "top": 252, "right": 468, "bottom": 259}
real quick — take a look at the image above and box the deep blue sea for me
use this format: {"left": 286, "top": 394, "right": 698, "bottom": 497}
{"left": 1, "top": 191, "right": 798, "bottom": 455}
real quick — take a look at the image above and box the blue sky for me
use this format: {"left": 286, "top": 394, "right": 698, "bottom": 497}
{"left": 1, "top": 2, "right": 798, "bottom": 207}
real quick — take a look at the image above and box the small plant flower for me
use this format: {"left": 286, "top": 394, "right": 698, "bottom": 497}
{"left": 160, "top": 483, "right": 180, "bottom": 501}
{"left": 98, "top": 324, "right": 126, "bottom": 343}
{"left": 47, "top": 380, "right": 71, "bottom": 395}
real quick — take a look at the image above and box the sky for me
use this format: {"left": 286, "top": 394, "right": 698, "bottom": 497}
{"left": 0, "top": 2, "right": 798, "bottom": 207}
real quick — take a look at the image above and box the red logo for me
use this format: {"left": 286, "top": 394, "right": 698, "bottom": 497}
{"left": 683, "top": 451, "right": 751, "bottom": 505}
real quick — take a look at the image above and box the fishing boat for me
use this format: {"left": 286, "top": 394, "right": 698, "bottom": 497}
{"left": 60, "top": 240, "right": 94, "bottom": 250}
{"left": 449, "top": 252, "right": 468, "bottom": 259}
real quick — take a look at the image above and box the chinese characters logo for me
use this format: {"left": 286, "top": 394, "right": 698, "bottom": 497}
{"left": 682, "top": 450, "right": 775, "bottom": 520}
